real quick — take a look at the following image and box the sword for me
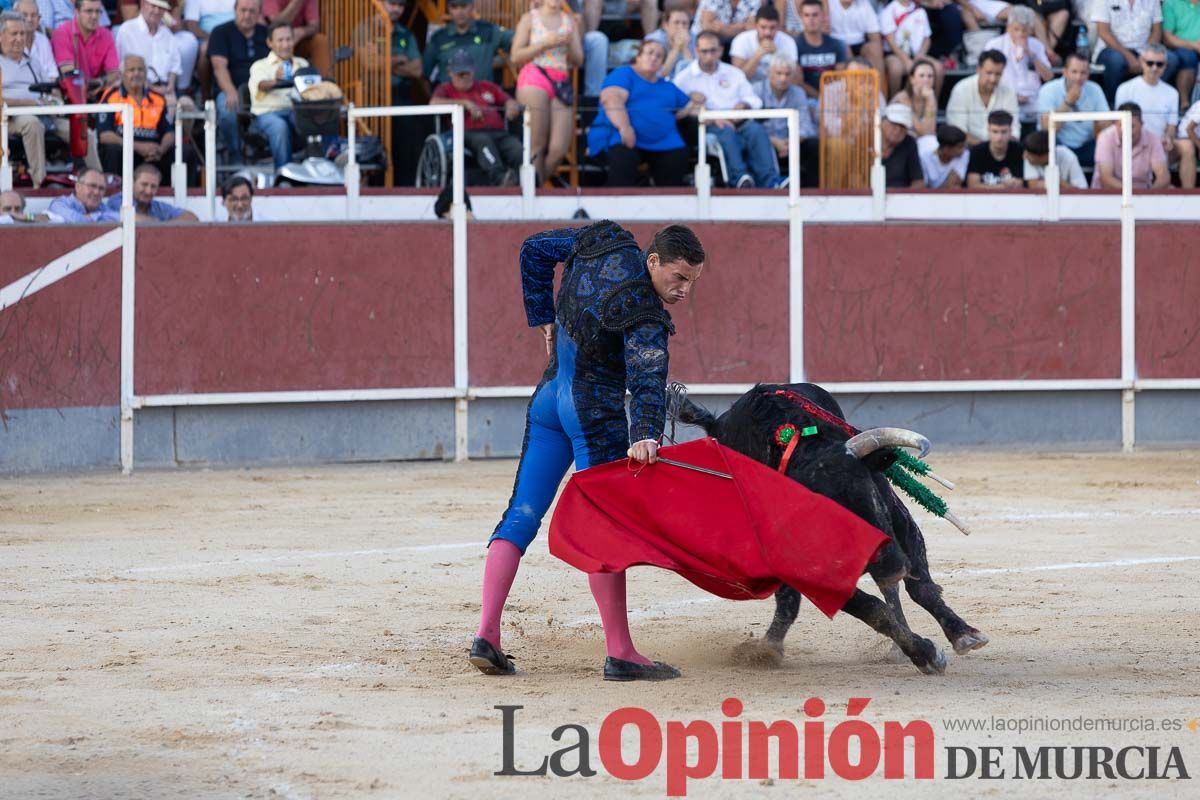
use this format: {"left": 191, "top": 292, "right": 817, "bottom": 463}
{"left": 655, "top": 456, "right": 733, "bottom": 480}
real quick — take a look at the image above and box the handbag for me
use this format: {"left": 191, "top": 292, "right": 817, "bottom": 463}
{"left": 535, "top": 64, "right": 574, "bottom": 106}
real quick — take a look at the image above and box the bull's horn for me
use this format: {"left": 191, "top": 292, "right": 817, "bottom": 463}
{"left": 845, "top": 427, "right": 931, "bottom": 460}
{"left": 944, "top": 510, "right": 971, "bottom": 536}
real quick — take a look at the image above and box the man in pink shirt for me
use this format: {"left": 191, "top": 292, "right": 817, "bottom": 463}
{"left": 51, "top": 0, "right": 119, "bottom": 99}
{"left": 1092, "top": 101, "right": 1170, "bottom": 189}
{"left": 259, "top": 0, "right": 328, "bottom": 76}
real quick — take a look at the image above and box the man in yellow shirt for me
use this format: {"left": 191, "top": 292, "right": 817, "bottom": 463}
{"left": 247, "top": 20, "right": 307, "bottom": 168}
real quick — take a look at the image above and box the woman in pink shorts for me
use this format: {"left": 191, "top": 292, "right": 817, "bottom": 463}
{"left": 512, "top": 0, "right": 583, "bottom": 183}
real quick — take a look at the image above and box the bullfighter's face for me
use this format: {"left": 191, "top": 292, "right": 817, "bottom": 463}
{"left": 647, "top": 253, "right": 704, "bottom": 305}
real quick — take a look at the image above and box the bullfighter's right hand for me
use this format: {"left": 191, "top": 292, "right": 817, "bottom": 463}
{"left": 628, "top": 439, "right": 659, "bottom": 464}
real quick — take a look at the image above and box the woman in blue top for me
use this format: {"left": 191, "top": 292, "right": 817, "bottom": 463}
{"left": 588, "top": 39, "right": 704, "bottom": 186}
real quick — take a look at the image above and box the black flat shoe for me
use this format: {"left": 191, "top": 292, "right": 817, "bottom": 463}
{"left": 469, "top": 637, "right": 515, "bottom": 675}
{"left": 603, "top": 657, "right": 681, "bottom": 682}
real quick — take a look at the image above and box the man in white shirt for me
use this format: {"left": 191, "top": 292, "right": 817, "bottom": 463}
{"left": 1114, "top": 44, "right": 1195, "bottom": 187}
{"left": 730, "top": 4, "right": 797, "bottom": 83}
{"left": 1023, "top": 129, "right": 1087, "bottom": 188}
{"left": 946, "top": 48, "right": 1021, "bottom": 144}
{"left": 828, "top": 0, "right": 885, "bottom": 83}
{"left": 673, "top": 30, "right": 787, "bottom": 188}
{"left": 13, "top": 0, "right": 56, "bottom": 80}
{"left": 1092, "top": 0, "right": 1174, "bottom": 104}
{"left": 919, "top": 123, "right": 969, "bottom": 187}
{"left": 117, "top": 0, "right": 192, "bottom": 113}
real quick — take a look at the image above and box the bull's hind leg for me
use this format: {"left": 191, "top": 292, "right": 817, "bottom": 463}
{"left": 841, "top": 589, "right": 947, "bottom": 675}
{"left": 734, "top": 585, "right": 801, "bottom": 667}
{"left": 875, "top": 476, "right": 990, "bottom": 654}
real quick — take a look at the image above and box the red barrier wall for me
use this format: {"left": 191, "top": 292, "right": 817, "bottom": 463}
{"left": 804, "top": 223, "right": 1123, "bottom": 381}
{"left": 2, "top": 221, "right": 1197, "bottom": 413}
{"left": 1136, "top": 223, "right": 1200, "bottom": 380}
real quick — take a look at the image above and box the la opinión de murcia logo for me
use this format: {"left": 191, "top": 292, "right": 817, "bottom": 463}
{"left": 494, "top": 699, "right": 1192, "bottom": 796}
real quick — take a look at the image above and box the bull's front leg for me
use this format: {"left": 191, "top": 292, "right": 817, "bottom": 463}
{"left": 765, "top": 585, "right": 803, "bottom": 653}
{"left": 841, "top": 589, "right": 947, "bottom": 675}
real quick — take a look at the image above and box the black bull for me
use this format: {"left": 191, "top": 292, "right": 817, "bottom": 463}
{"left": 673, "top": 382, "right": 989, "bottom": 675}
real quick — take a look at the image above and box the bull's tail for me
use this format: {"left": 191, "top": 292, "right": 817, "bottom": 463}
{"left": 667, "top": 382, "right": 720, "bottom": 436}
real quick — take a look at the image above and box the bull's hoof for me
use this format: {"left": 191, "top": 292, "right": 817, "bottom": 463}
{"left": 952, "top": 631, "right": 990, "bottom": 655}
{"left": 732, "top": 637, "right": 785, "bottom": 668}
{"left": 917, "top": 648, "right": 948, "bottom": 676}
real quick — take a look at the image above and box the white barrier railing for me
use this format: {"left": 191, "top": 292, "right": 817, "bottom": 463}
{"left": 172, "top": 100, "right": 217, "bottom": 216}
{"left": 1048, "top": 110, "right": 1136, "bottom": 450}
{"left": 1, "top": 101, "right": 138, "bottom": 470}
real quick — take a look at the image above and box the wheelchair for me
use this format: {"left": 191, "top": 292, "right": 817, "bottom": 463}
{"left": 416, "top": 129, "right": 494, "bottom": 188}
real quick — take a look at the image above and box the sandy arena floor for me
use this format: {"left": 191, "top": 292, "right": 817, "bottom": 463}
{"left": 1, "top": 451, "right": 1199, "bottom": 799}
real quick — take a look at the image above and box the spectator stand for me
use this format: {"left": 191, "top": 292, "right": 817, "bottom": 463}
{"left": 0, "top": 100, "right": 139, "bottom": 471}
{"left": 1047, "top": 108, "right": 1136, "bottom": 448}
{"left": 324, "top": 0, "right": 394, "bottom": 184}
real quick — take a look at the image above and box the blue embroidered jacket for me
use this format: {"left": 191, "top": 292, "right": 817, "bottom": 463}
{"left": 520, "top": 222, "right": 674, "bottom": 446}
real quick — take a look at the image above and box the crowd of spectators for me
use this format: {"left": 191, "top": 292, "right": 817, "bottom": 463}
{"left": 6, "top": 0, "right": 1200, "bottom": 222}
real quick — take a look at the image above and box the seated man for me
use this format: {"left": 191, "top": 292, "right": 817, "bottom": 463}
{"left": 46, "top": 167, "right": 121, "bottom": 222}
{"left": 1164, "top": 0, "right": 1200, "bottom": 109}
{"left": 38, "top": 0, "right": 112, "bottom": 32}
{"left": 753, "top": 56, "right": 819, "bottom": 186}
{"left": 208, "top": 0, "right": 268, "bottom": 164}
{"left": 880, "top": 102, "right": 924, "bottom": 187}
{"left": 116, "top": 0, "right": 193, "bottom": 116}
{"left": 673, "top": 30, "right": 787, "bottom": 189}
{"left": 103, "top": 163, "right": 199, "bottom": 220}
{"left": 1092, "top": 0, "right": 1176, "bottom": 105}
{"left": 424, "top": 0, "right": 512, "bottom": 86}
{"left": 1037, "top": 50, "right": 1109, "bottom": 167}
{"left": 260, "top": 0, "right": 328, "bottom": 76}
{"left": 731, "top": 4, "right": 798, "bottom": 84}
{"left": 0, "top": 188, "right": 50, "bottom": 222}
{"left": 1023, "top": 129, "right": 1087, "bottom": 189}
{"left": 1, "top": 11, "right": 101, "bottom": 187}
{"left": 97, "top": 55, "right": 189, "bottom": 181}
{"left": 1092, "top": 101, "right": 1170, "bottom": 188}
{"left": 430, "top": 49, "right": 522, "bottom": 187}
{"left": 247, "top": 20, "right": 305, "bottom": 169}
{"left": 14, "top": 0, "right": 57, "bottom": 82}
{"left": 1115, "top": 44, "right": 1196, "bottom": 188}
{"left": 827, "top": 0, "right": 885, "bottom": 85}
{"left": 50, "top": 0, "right": 119, "bottom": 100}
{"left": 966, "top": 109, "right": 1024, "bottom": 188}
{"left": 919, "top": 124, "right": 969, "bottom": 188}
{"left": 219, "top": 173, "right": 271, "bottom": 219}
{"left": 947, "top": 49, "right": 1020, "bottom": 145}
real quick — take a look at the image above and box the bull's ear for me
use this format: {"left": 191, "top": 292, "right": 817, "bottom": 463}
{"left": 859, "top": 448, "right": 899, "bottom": 473}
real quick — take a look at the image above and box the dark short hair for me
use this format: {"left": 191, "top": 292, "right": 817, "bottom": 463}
{"left": 978, "top": 49, "right": 1007, "bottom": 68}
{"left": 133, "top": 163, "right": 162, "bottom": 181}
{"left": 756, "top": 3, "right": 780, "bottom": 22}
{"left": 1117, "top": 101, "right": 1142, "bottom": 120}
{"left": 800, "top": 0, "right": 823, "bottom": 8}
{"left": 647, "top": 225, "right": 705, "bottom": 267}
{"left": 987, "top": 109, "right": 1014, "bottom": 128}
{"left": 267, "top": 20, "right": 291, "bottom": 39}
{"left": 1064, "top": 50, "right": 1089, "bottom": 68}
{"left": 222, "top": 175, "right": 254, "bottom": 197}
{"left": 936, "top": 124, "right": 966, "bottom": 148}
{"left": 663, "top": 0, "right": 690, "bottom": 19}
{"left": 1023, "top": 129, "right": 1049, "bottom": 156}
{"left": 696, "top": 30, "right": 722, "bottom": 48}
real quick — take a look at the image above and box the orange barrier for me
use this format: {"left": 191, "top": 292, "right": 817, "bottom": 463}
{"left": 323, "top": 0, "right": 395, "bottom": 184}
{"left": 818, "top": 68, "right": 879, "bottom": 190}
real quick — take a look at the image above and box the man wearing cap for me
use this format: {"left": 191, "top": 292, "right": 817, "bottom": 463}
{"left": 425, "top": 0, "right": 513, "bottom": 85}
{"left": 247, "top": 19, "right": 306, "bottom": 168}
{"left": 881, "top": 102, "right": 924, "bottom": 187}
{"left": 117, "top": 0, "right": 191, "bottom": 115}
{"left": 431, "top": 49, "right": 523, "bottom": 186}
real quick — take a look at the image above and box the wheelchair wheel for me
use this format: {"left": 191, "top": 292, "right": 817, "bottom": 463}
{"left": 416, "top": 133, "right": 448, "bottom": 188}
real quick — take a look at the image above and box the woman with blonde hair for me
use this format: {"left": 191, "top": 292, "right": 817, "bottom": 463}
{"left": 511, "top": 0, "right": 583, "bottom": 184}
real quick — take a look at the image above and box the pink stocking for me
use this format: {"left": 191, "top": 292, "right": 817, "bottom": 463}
{"left": 476, "top": 539, "right": 523, "bottom": 649}
{"left": 588, "top": 571, "right": 652, "bottom": 665}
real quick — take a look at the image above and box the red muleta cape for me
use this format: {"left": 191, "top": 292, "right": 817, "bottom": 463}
{"left": 549, "top": 438, "right": 889, "bottom": 618}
